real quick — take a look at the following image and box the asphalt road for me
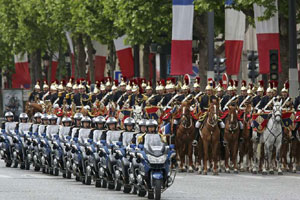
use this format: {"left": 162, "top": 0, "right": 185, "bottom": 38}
{"left": 0, "top": 160, "right": 299, "bottom": 200}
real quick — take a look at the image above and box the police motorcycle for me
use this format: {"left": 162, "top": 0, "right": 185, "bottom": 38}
{"left": 0, "top": 112, "right": 17, "bottom": 167}
{"left": 65, "top": 113, "right": 83, "bottom": 181}
{"left": 128, "top": 119, "right": 148, "bottom": 196}
{"left": 32, "top": 113, "right": 49, "bottom": 172}
{"left": 98, "top": 117, "right": 124, "bottom": 190}
{"left": 11, "top": 113, "right": 33, "bottom": 170}
{"left": 28, "top": 112, "right": 43, "bottom": 171}
{"left": 85, "top": 116, "right": 106, "bottom": 188}
{"left": 113, "top": 117, "right": 137, "bottom": 194}
{"left": 52, "top": 116, "right": 72, "bottom": 178}
{"left": 40, "top": 114, "right": 60, "bottom": 175}
{"left": 134, "top": 119, "right": 177, "bottom": 200}
{"left": 71, "top": 116, "right": 95, "bottom": 185}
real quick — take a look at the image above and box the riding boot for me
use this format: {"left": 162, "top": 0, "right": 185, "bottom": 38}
{"left": 192, "top": 128, "right": 200, "bottom": 146}
{"left": 220, "top": 128, "right": 227, "bottom": 147}
{"left": 239, "top": 129, "right": 244, "bottom": 143}
{"left": 172, "top": 124, "right": 177, "bottom": 138}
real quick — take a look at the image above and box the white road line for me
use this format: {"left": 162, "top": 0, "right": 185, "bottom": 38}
{"left": 20, "top": 174, "right": 55, "bottom": 179}
{"left": 238, "top": 175, "right": 277, "bottom": 180}
{"left": 0, "top": 174, "right": 12, "bottom": 178}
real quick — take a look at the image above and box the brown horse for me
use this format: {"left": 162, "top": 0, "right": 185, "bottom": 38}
{"left": 25, "top": 102, "right": 43, "bottom": 119}
{"left": 175, "top": 101, "right": 195, "bottom": 172}
{"left": 201, "top": 100, "right": 220, "bottom": 175}
{"left": 239, "top": 103, "right": 253, "bottom": 172}
{"left": 224, "top": 105, "right": 240, "bottom": 173}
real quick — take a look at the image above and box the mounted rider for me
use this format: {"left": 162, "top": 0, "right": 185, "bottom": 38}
{"left": 29, "top": 81, "right": 42, "bottom": 102}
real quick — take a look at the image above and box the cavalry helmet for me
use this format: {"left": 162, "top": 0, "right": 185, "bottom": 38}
{"left": 19, "top": 113, "right": 29, "bottom": 120}
{"left": 62, "top": 117, "right": 72, "bottom": 123}
{"left": 74, "top": 113, "right": 83, "bottom": 120}
{"left": 138, "top": 119, "right": 147, "bottom": 127}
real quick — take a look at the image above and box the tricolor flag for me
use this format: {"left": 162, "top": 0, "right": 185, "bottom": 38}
{"left": 65, "top": 31, "right": 76, "bottom": 77}
{"left": 12, "top": 53, "right": 31, "bottom": 88}
{"left": 114, "top": 36, "right": 134, "bottom": 78}
{"left": 160, "top": 122, "right": 171, "bottom": 135}
{"left": 170, "top": 0, "right": 194, "bottom": 75}
{"left": 92, "top": 41, "right": 107, "bottom": 81}
{"left": 225, "top": 0, "right": 245, "bottom": 75}
{"left": 254, "top": 1, "right": 281, "bottom": 74}
{"left": 51, "top": 52, "right": 59, "bottom": 82}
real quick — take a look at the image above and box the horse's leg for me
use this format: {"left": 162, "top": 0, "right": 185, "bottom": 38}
{"left": 276, "top": 139, "right": 283, "bottom": 175}
{"left": 233, "top": 137, "right": 239, "bottom": 173}
{"left": 262, "top": 142, "right": 269, "bottom": 175}
{"left": 188, "top": 141, "right": 194, "bottom": 173}
{"left": 224, "top": 133, "right": 230, "bottom": 173}
{"left": 202, "top": 139, "right": 208, "bottom": 175}
{"left": 212, "top": 137, "right": 219, "bottom": 175}
{"left": 197, "top": 139, "right": 203, "bottom": 174}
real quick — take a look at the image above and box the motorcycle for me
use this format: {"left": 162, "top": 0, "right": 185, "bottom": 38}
{"left": 0, "top": 122, "right": 18, "bottom": 167}
{"left": 135, "top": 134, "right": 177, "bottom": 200}
{"left": 98, "top": 130, "right": 123, "bottom": 190}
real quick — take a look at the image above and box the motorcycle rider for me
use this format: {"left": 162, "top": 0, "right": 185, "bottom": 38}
{"left": 137, "top": 119, "right": 167, "bottom": 144}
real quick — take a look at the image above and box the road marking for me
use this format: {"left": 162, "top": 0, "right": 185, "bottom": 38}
{"left": 238, "top": 175, "right": 277, "bottom": 180}
{"left": 20, "top": 174, "right": 56, "bottom": 179}
{"left": 0, "top": 174, "right": 12, "bottom": 178}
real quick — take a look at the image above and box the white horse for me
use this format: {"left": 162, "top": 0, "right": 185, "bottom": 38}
{"left": 262, "top": 101, "right": 283, "bottom": 175}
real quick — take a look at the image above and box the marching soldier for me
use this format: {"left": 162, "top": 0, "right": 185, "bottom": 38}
{"left": 29, "top": 81, "right": 42, "bottom": 102}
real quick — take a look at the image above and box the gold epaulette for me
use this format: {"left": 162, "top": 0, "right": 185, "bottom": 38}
{"left": 142, "top": 94, "right": 148, "bottom": 101}
{"left": 158, "top": 133, "right": 167, "bottom": 143}
{"left": 137, "top": 133, "right": 146, "bottom": 144}
{"left": 66, "top": 94, "right": 69, "bottom": 99}
{"left": 71, "top": 94, "right": 74, "bottom": 99}
{"left": 58, "top": 92, "right": 62, "bottom": 97}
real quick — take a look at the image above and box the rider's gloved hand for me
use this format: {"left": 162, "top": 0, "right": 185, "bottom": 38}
{"left": 192, "top": 140, "right": 198, "bottom": 146}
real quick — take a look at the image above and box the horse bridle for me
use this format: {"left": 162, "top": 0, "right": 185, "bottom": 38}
{"left": 265, "top": 105, "right": 282, "bottom": 144}
{"left": 181, "top": 106, "right": 193, "bottom": 129}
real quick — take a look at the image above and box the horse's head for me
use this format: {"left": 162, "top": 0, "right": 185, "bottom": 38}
{"left": 243, "top": 102, "right": 252, "bottom": 124}
{"left": 272, "top": 101, "right": 282, "bottom": 122}
{"left": 227, "top": 105, "right": 238, "bottom": 131}
{"left": 180, "top": 102, "right": 192, "bottom": 128}
{"left": 207, "top": 102, "right": 218, "bottom": 127}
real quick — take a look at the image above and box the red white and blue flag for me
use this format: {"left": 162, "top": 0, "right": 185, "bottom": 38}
{"left": 225, "top": 0, "right": 245, "bottom": 75}
{"left": 170, "top": 0, "right": 194, "bottom": 75}
{"left": 160, "top": 122, "right": 171, "bottom": 135}
{"left": 254, "top": 1, "right": 281, "bottom": 74}
{"left": 114, "top": 36, "right": 134, "bottom": 78}
{"left": 92, "top": 41, "right": 107, "bottom": 81}
{"left": 12, "top": 53, "right": 31, "bottom": 88}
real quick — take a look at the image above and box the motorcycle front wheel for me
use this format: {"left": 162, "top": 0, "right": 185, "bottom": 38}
{"left": 154, "top": 179, "right": 162, "bottom": 200}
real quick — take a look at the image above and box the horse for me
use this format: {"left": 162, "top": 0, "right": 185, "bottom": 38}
{"left": 200, "top": 100, "right": 220, "bottom": 175}
{"left": 262, "top": 101, "right": 283, "bottom": 175}
{"left": 239, "top": 102, "right": 253, "bottom": 172}
{"left": 224, "top": 105, "right": 240, "bottom": 173}
{"left": 290, "top": 128, "right": 300, "bottom": 173}
{"left": 175, "top": 100, "right": 195, "bottom": 172}
{"left": 25, "top": 102, "right": 43, "bottom": 119}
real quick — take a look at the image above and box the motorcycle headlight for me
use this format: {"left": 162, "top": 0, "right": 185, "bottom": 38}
{"left": 147, "top": 154, "right": 167, "bottom": 164}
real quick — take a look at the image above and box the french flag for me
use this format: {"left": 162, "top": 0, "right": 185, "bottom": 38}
{"left": 170, "top": 0, "right": 194, "bottom": 76}
{"left": 225, "top": 0, "right": 245, "bottom": 75}
{"left": 51, "top": 52, "right": 59, "bottom": 82}
{"left": 65, "top": 31, "right": 76, "bottom": 77}
{"left": 114, "top": 36, "right": 134, "bottom": 78}
{"left": 254, "top": 1, "right": 281, "bottom": 74}
{"left": 12, "top": 53, "right": 31, "bottom": 89}
{"left": 160, "top": 122, "right": 171, "bottom": 135}
{"left": 92, "top": 41, "right": 107, "bottom": 81}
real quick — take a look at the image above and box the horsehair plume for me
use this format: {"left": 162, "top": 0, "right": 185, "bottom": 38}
{"left": 196, "top": 77, "right": 200, "bottom": 84}
{"left": 212, "top": 81, "right": 216, "bottom": 88}
{"left": 234, "top": 80, "right": 238, "bottom": 87}
{"left": 259, "top": 80, "right": 264, "bottom": 87}
{"left": 160, "top": 79, "right": 165, "bottom": 86}
{"left": 242, "top": 80, "right": 246, "bottom": 87}
{"left": 219, "top": 80, "right": 223, "bottom": 87}
{"left": 184, "top": 75, "right": 189, "bottom": 85}
{"left": 269, "top": 81, "right": 273, "bottom": 88}
{"left": 114, "top": 79, "right": 118, "bottom": 86}
{"left": 229, "top": 79, "right": 234, "bottom": 86}
{"left": 273, "top": 80, "right": 278, "bottom": 88}
{"left": 285, "top": 81, "right": 289, "bottom": 89}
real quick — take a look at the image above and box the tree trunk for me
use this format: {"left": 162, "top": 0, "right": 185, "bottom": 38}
{"left": 108, "top": 41, "right": 116, "bottom": 77}
{"left": 76, "top": 34, "right": 86, "bottom": 79}
{"left": 30, "top": 49, "right": 42, "bottom": 88}
{"left": 279, "top": 15, "right": 289, "bottom": 91}
{"left": 86, "top": 36, "right": 95, "bottom": 83}
{"left": 194, "top": 13, "right": 208, "bottom": 90}
{"left": 143, "top": 44, "right": 150, "bottom": 79}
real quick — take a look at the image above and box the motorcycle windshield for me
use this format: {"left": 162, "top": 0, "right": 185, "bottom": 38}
{"left": 122, "top": 132, "right": 135, "bottom": 147}
{"left": 106, "top": 131, "right": 123, "bottom": 145}
{"left": 144, "top": 134, "right": 165, "bottom": 157}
